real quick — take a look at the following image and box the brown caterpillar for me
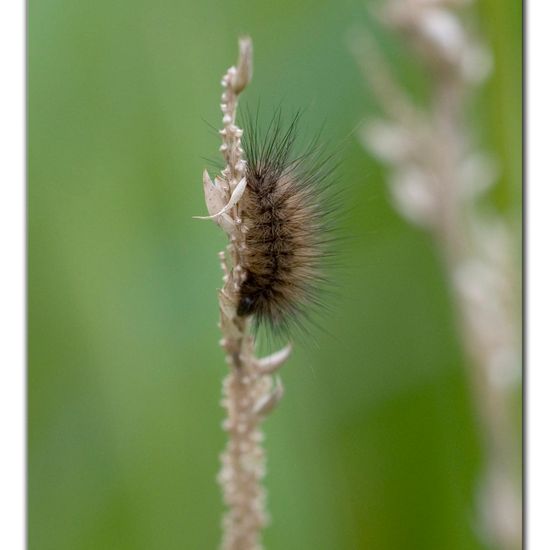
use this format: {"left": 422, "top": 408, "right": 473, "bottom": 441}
{"left": 236, "top": 110, "right": 338, "bottom": 336}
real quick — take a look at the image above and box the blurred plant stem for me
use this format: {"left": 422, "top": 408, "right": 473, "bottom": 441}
{"left": 197, "top": 38, "right": 289, "bottom": 550}
{"left": 351, "top": 1, "right": 521, "bottom": 548}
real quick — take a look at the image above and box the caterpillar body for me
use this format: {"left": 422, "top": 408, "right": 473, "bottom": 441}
{"left": 236, "top": 112, "right": 338, "bottom": 336}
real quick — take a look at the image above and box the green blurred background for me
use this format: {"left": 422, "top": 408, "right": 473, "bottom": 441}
{"left": 28, "top": 0, "right": 521, "bottom": 549}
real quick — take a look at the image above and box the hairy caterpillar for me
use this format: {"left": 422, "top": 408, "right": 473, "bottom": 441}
{"left": 236, "top": 110, "right": 339, "bottom": 337}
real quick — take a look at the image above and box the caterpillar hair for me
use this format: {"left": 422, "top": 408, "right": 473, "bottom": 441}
{"left": 236, "top": 108, "right": 340, "bottom": 338}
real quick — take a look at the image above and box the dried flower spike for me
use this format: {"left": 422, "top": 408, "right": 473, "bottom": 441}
{"left": 351, "top": 3, "right": 521, "bottom": 549}
{"left": 195, "top": 37, "right": 338, "bottom": 550}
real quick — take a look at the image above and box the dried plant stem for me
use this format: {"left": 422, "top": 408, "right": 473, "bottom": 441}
{"left": 352, "top": 2, "right": 521, "bottom": 548}
{"left": 198, "top": 38, "right": 290, "bottom": 550}
{"left": 424, "top": 71, "right": 521, "bottom": 550}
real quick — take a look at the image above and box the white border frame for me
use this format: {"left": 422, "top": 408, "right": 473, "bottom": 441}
{"left": 0, "top": 0, "right": 25, "bottom": 548}
{"left": 527, "top": 1, "right": 550, "bottom": 549}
